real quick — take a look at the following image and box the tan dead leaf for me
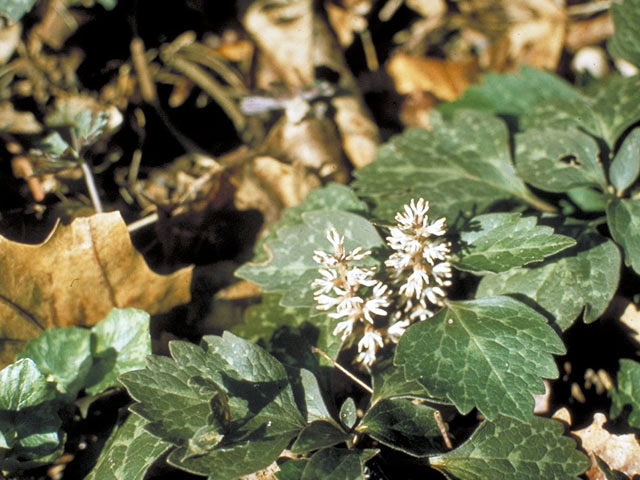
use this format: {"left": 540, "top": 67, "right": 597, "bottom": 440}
{"left": 387, "top": 53, "right": 478, "bottom": 101}
{"left": 0, "top": 212, "right": 193, "bottom": 367}
{"left": 566, "top": 13, "right": 614, "bottom": 52}
{"left": 0, "top": 23, "right": 20, "bottom": 64}
{"left": 574, "top": 413, "right": 640, "bottom": 480}
{"left": 0, "top": 102, "right": 43, "bottom": 134}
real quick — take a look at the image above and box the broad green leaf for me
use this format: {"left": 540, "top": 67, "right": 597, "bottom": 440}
{"left": 395, "top": 297, "right": 564, "bottom": 421}
{"left": 608, "top": 0, "right": 640, "bottom": 68}
{"left": 607, "top": 198, "right": 640, "bottom": 275}
{"left": 300, "top": 448, "right": 378, "bottom": 480}
{"left": 277, "top": 458, "right": 309, "bottom": 479}
{"left": 453, "top": 213, "right": 576, "bottom": 274}
{"left": 251, "top": 183, "right": 368, "bottom": 263}
{"left": 595, "top": 455, "right": 631, "bottom": 480}
{"left": 0, "top": 359, "right": 62, "bottom": 474}
{"left": 122, "top": 332, "right": 305, "bottom": 478}
{"left": 291, "top": 421, "right": 350, "bottom": 454}
{"left": 477, "top": 226, "right": 620, "bottom": 330}
{"left": 0, "top": 0, "right": 36, "bottom": 22}
{"left": 522, "top": 75, "right": 640, "bottom": 147}
{"left": 71, "top": 110, "right": 109, "bottom": 147}
{"left": 429, "top": 416, "right": 589, "bottom": 480}
{"left": 17, "top": 327, "right": 92, "bottom": 398}
{"left": 339, "top": 397, "right": 357, "bottom": 429}
{"left": 610, "top": 359, "right": 640, "bottom": 429}
{"left": 232, "top": 295, "right": 310, "bottom": 343}
{"left": 85, "top": 308, "right": 151, "bottom": 395}
{"left": 236, "top": 210, "right": 383, "bottom": 307}
{"left": 352, "top": 110, "right": 533, "bottom": 224}
{"left": 439, "top": 66, "right": 582, "bottom": 118}
{"left": 84, "top": 414, "right": 171, "bottom": 480}
{"left": 515, "top": 128, "right": 607, "bottom": 192}
{"left": 358, "top": 398, "right": 442, "bottom": 457}
{"left": 610, "top": 128, "right": 640, "bottom": 192}
{"left": 371, "top": 364, "right": 449, "bottom": 405}
{"left": 96, "top": 0, "right": 117, "bottom": 9}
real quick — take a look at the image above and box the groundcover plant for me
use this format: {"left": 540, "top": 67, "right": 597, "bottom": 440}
{"left": 2, "top": 0, "right": 640, "bottom": 479}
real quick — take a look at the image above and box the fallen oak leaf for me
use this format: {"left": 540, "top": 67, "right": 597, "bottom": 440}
{"left": 0, "top": 212, "right": 193, "bottom": 367}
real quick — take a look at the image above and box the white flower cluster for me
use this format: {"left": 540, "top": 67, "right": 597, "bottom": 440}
{"left": 386, "top": 198, "right": 452, "bottom": 322}
{"left": 312, "top": 230, "right": 391, "bottom": 367}
{"left": 311, "top": 199, "right": 452, "bottom": 367}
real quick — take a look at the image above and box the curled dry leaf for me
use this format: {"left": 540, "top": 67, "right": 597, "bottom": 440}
{"left": 573, "top": 413, "right": 640, "bottom": 480}
{"left": 0, "top": 212, "right": 193, "bottom": 368}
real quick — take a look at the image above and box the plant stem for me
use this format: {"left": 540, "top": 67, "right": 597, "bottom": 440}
{"left": 522, "top": 191, "right": 557, "bottom": 213}
{"left": 312, "top": 347, "right": 373, "bottom": 394}
{"left": 80, "top": 160, "right": 103, "bottom": 213}
{"left": 434, "top": 410, "right": 453, "bottom": 449}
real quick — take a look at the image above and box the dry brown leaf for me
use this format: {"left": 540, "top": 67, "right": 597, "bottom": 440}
{"left": 566, "top": 13, "right": 614, "bottom": 52}
{"left": 0, "top": 212, "right": 193, "bottom": 367}
{"left": 0, "top": 23, "right": 21, "bottom": 64}
{"left": 0, "top": 102, "right": 43, "bottom": 134}
{"left": 387, "top": 53, "right": 478, "bottom": 101}
{"left": 574, "top": 413, "right": 640, "bottom": 480}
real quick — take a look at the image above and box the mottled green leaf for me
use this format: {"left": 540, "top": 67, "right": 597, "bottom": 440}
{"left": 84, "top": 414, "right": 171, "bottom": 480}
{"left": 607, "top": 198, "right": 640, "bottom": 275}
{"left": 395, "top": 297, "right": 564, "bottom": 421}
{"left": 38, "top": 131, "right": 70, "bottom": 157}
{"left": 277, "top": 458, "right": 309, "bottom": 479}
{"left": 454, "top": 213, "right": 576, "bottom": 274}
{"left": 17, "top": 327, "right": 92, "bottom": 398}
{"left": 515, "top": 128, "right": 607, "bottom": 192}
{"left": 252, "top": 183, "right": 368, "bottom": 264}
{"left": 232, "top": 295, "right": 310, "bottom": 343}
{"left": 608, "top": 0, "right": 640, "bottom": 68}
{"left": 429, "top": 416, "right": 589, "bottom": 480}
{"left": 85, "top": 308, "right": 151, "bottom": 395}
{"left": 609, "top": 128, "right": 640, "bottom": 192}
{"left": 439, "top": 66, "right": 582, "bottom": 118}
{"left": 610, "top": 359, "right": 640, "bottom": 429}
{"left": 371, "top": 364, "right": 449, "bottom": 405}
{"left": 358, "top": 398, "right": 442, "bottom": 457}
{"left": 0, "top": 0, "right": 36, "bottom": 22}
{"left": 352, "top": 110, "right": 533, "bottom": 224}
{"left": 236, "top": 210, "right": 383, "bottom": 307}
{"left": 291, "top": 421, "right": 350, "bottom": 454}
{"left": 335, "top": 399, "right": 354, "bottom": 431}
{"left": 477, "top": 226, "right": 620, "bottom": 330}
{"left": 0, "top": 359, "right": 62, "bottom": 474}
{"left": 121, "top": 332, "right": 305, "bottom": 479}
{"left": 522, "top": 76, "right": 640, "bottom": 147}
{"left": 567, "top": 187, "right": 609, "bottom": 213}
{"left": 300, "top": 448, "right": 378, "bottom": 480}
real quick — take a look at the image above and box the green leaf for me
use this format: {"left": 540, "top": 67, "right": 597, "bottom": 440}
{"left": 0, "top": 359, "right": 62, "bottom": 474}
{"left": 477, "top": 226, "right": 620, "bottom": 330}
{"left": 232, "top": 295, "right": 310, "bottom": 343}
{"left": 300, "top": 448, "right": 378, "bottom": 480}
{"left": 352, "top": 110, "right": 532, "bottom": 224}
{"left": 567, "top": 187, "right": 609, "bottom": 213}
{"left": 608, "top": 0, "right": 640, "bottom": 68}
{"left": 438, "top": 66, "right": 582, "bottom": 118}
{"left": 96, "top": 0, "right": 117, "bottom": 9}
{"left": 84, "top": 414, "right": 171, "bottom": 480}
{"left": 429, "top": 416, "right": 589, "bottom": 480}
{"left": 16, "top": 327, "right": 92, "bottom": 398}
{"left": 85, "top": 308, "right": 151, "bottom": 395}
{"left": 610, "top": 128, "right": 640, "bottom": 192}
{"left": 453, "top": 213, "right": 576, "bottom": 274}
{"left": 358, "top": 398, "right": 442, "bottom": 457}
{"left": 38, "top": 131, "right": 71, "bottom": 158}
{"left": 339, "top": 398, "right": 357, "bottom": 429}
{"left": 371, "top": 364, "right": 449, "bottom": 405}
{"left": 236, "top": 210, "right": 383, "bottom": 307}
{"left": 607, "top": 198, "right": 640, "bottom": 275}
{"left": 0, "top": 0, "right": 36, "bottom": 22}
{"left": 395, "top": 297, "right": 564, "bottom": 422}
{"left": 251, "top": 183, "right": 368, "bottom": 264}
{"left": 278, "top": 458, "right": 309, "bottom": 479}
{"left": 522, "top": 75, "right": 640, "bottom": 147}
{"left": 291, "top": 421, "right": 350, "bottom": 454}
{"left": 515, "top": 128, "right": 607, "bottom": 192}
{"left": 610, "top": 359, "right": 640, "bottom": 429}
{"left": 120, "top": 332, "right": 305, "bottom": 479}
